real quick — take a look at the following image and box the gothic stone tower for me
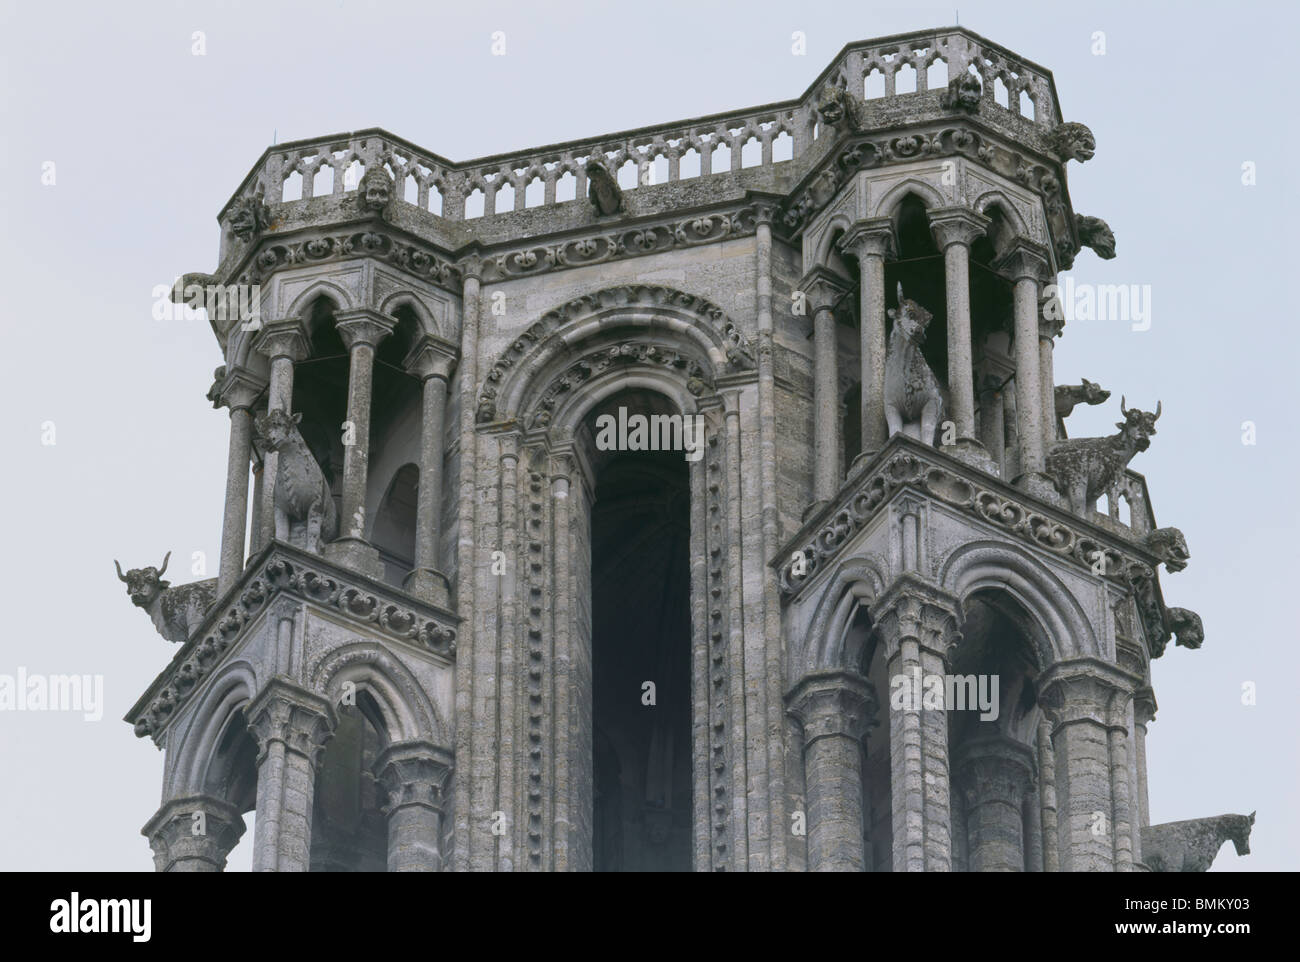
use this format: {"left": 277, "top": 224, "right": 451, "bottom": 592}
{"left": 123, "top": 28, "right": 1247, "bottom": 872}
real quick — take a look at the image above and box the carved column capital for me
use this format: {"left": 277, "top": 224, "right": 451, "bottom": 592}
{"left": 927, "top": 205, "right": 990, "bottom": 250}
{"left": 1134, "top": 686, "right": 1158, "bottom": 727}
{"left": 786, "top": 670, "right": 878, "bottom": 743}
{"left": 995, "top": 239, "right": 1052, "bottom": 284}
{"left": 142, "top": 795, "right": 246, "bottom": 872}
{"left": 1039, "top": 313, "right": 1065, "bottom": 341}
{"left": 334, "top": 309, "right": 395, "bottom": 350}
{"left": 754, "top": 203, "right": 776, "bottom": 227}
{"left": 457, "top": 254, "right": 484, "bottom": 282}
{"left": 871, "top": 575, "right": 962, "bottom": 663}
{"left": 255, "top": 321, "right": 310, "bottom": 362}
{"left": 244, "top": 679, "right": 335, "bottom": 770}
{"left": 404, "top": 333, "right": 459, "bottom": 381}
{"left": 214, "top": 366, "right": 267, "bottom": 412}
{"left": 374, "top": 740, "right": 454, "bottom": 816}
{"left": 840, "top": 216, "right": 897, "bottom": 260}
{"left": 954, "top": 736, "right": 1037, "bottom": 806}
{"left": 1037, "top": 658, "right": 1140, "bottom": 730}
{"left": 796, "top": 265, "right": 853, "bottom": 316}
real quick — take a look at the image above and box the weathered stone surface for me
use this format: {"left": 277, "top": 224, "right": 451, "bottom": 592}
{"left": 120, "top": 27, "right": 1244, "bottom": 874}
{"left": 1142, "top": 813, "right": 1254, "bottom": 872}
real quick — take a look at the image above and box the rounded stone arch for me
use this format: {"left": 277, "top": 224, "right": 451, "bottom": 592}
{"left": 308, "top": 642, "right": 449, "bottom": 747}
{"left": 870, "top": 176, "right": 948, "bottom": 222}
{"left": 478, "top": 285, "right": 750, "bottom": 428}
{"left": 797, "top": 554, "right": 890, "bottom": 677}
{"left": 377, "top": 290, "right": 443, "bottom": 339}
{"left": 283, "top": 279, "right": 358, "bottom": 321}
{"left": 166, "top": 659, "right": 259, "bottom": 798}
{"left": 226, "top": 324, "right": 272, "bottom": 378}
{"left": 937, "top": 540, "right": 1098, "bottom": 664}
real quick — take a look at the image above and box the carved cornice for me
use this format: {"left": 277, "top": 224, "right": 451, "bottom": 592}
{"left": 480, "top": 205, "right": 761, "bottom": 283}
{"left": 126, "top": 541, "right": 458, "bottom": 744}
{"left": 774, "top": 434, "right": 1170, "bottom": 656}
{"left": 475, "top": 284, "right": 753, "bottom": 425}
{"left": 238, "top": 226, "right": 462, "bottom": 294}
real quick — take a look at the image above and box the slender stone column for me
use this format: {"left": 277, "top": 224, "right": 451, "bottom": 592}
{"left": 374, "top": 741, "right": 454, "bottom": 872}
{"left": 1037, "top": 716, "right": 1060, "bottom": 871}
{"left": 245, "top": 679, "right": 335, "bottom": 872}
{"left": 334, "top": 310, "right": 395, "bottom": 542}
{"left": 996, "top": 242, "right": 1050, "bottom": 476}
{"left": 872, "top": 575, "right": 962, "bottom": 871}
{"left": 253, "top": 323, "right": 309, "bottom": 549}
{"left": 798, "top": 267, "right": 852, "bottom": 510}
{"left": 403, "top": 335, "right": 459, "bottom": 607}
{"left": 1039, "top": 293, "right": 1064, "bottom": 446}
{"left": 143, "top": 796, "right": 246, "bottom": 872}
{"left": 841, "top": 218, "right": 895, "bottom": 464}
{"left": 215, "top": 370, "right": 266, "bottom": 595}
{"left": 1037, "top": 660, "right": 1138, "bottom": 872}
{"left": 786, "top": 671, "right": 877, "bottom": 871}
{"left": 928, "top": 207, "right": 990, "bottom": 449}
{"left": 1133, "top": 689, "right": 1156, "bottom": 830}
{"left": 977, "top": 372, "right": 1007, "bottom": 474}
{"left": 954, "top": 736, "right": 1036, "bottom": 872}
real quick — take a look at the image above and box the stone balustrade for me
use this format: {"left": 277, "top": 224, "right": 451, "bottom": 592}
{"left": 218, "top": 28, "right": 1060, "bottom": 235}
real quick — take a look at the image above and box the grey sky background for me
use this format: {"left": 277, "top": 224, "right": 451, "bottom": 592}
{"left": 0, "top": 0, "right": 1294, "bottom": 871}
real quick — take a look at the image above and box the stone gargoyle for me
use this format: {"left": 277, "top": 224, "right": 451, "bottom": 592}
{"left": 114, "top": 552, "right": 217, "bottom": 645}
{"left": 1075, "top": 214, "right": 1116, "bottom": 259}
{"left": 1045, "top": 397, "right": 1160, "bottom": 515}
{"left": 1145, "top": 526, "right": 1190, "bottom": 573}
{"left": 884, "top": 283, "right": 947, "bottom": 445}
{"left": 1047, "top": 121, "right": 1095, "bottom": 164}
{"left": 1166, "top": 606, "right": 1204, "bottom": 649}
{"left": 255, "top": 408, "right": 338, "bottom": 551}
{"left": 1142, "top": 812, "right": 1254, "bottom": 872}
{"left": 586, "top": 160, "right": 623, "bottom": 216}
{"left": 940, "top": 72, "right": 982, "bottom": 112}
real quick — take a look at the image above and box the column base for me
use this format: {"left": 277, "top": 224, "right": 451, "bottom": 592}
{"left": 404, "top": 567, "right": 451, "bottom": 609}
{"left": 940, "top": 437, "right": 999, "bottom": 475}
{"left": 324, "top": 538, "right": 386, "bottom": 580}
{"left": 1014, "top": 471, "right": 1065, "bottom": 508}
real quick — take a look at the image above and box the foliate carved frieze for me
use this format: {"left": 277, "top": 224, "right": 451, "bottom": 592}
{"left": 475, "top": 285, "right": 752, "bottom": 425}
{"left": 130, "top": 546, "right": 457, "bottom": 742}
{"left": 481, "top": 207, "right": 760, "bottom": 283}
{"left": 776, "top": 438, "right": 1171, "bottom": 656}
{"left": 237, "top": 229, "right": 461, "bottom": 293}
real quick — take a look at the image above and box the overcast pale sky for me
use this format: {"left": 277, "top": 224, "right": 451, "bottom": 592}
{"left": 0, "top": 0, "right": 1294, "bottom": 871}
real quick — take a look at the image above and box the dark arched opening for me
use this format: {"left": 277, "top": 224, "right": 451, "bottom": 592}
{"left": 584, "top": 389, "right": 693, "bottom": 871}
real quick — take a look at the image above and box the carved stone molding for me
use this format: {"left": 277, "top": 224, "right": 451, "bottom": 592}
{"left": 127, "top": 542, "right": 458, "bottom": 742}
{"left": 481, "top": 206, "right": 761, "bottom": 283}
{"left": 239, "top": 228, "right": 462, "bottom": 293}
{"left": 774, "top": 435, "right": 1172, "bottom": 656}
{"left": 475, "top": 284, "right": 753, "bottom": 425}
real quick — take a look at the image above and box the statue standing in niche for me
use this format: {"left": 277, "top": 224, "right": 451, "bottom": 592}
{"left": 884, "top": 283, "right": 947, "bottom": 445}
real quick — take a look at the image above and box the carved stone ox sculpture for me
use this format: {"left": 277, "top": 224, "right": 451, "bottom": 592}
{"left": 1045, "top": 397, "right": 1160, "bottom": 515}
{"left": 1142, "top": 812, "right": 1254, "bottom": 872}
{"left": 114, "top": 552, "right": 217, "bottom": 644}
{"left": 884, "top": 283, "right": 947, "bottom": 445}
{"left": 255, "top": 408, "right": 338, "bottom": 551}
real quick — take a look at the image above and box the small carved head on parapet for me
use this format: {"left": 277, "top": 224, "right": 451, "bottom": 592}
{"left": 357, "top": 165, "right": 395, "bottom": 217}
{"left": 816, "top": 83, "right": 849, "bottom": 126}
{"left": 114, "top": 552, "right": 171, "bottom": 609}
{"left": 229, "top": 186, "right": 271, "bottom": 240}
{"left": 1048, "top": 121, "right": 1095, "bottom": 163}
{"left": 887, "top": 282, "right": 934, "bottom": 343}
{"left": 254, "top": 408, "right": 303, "bottom": 452}
{"left": 941, "top": 72, "right": 983, "bottom": 113}
{"left": 1117, "top": 396, "right": 1161, "bottom": 451}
